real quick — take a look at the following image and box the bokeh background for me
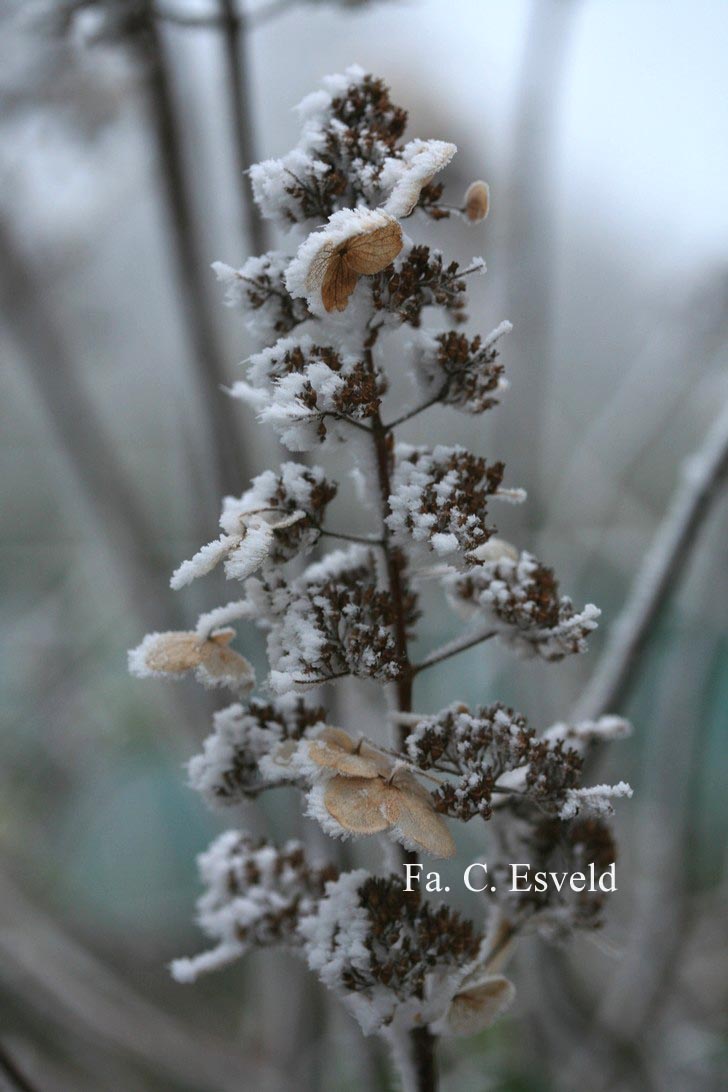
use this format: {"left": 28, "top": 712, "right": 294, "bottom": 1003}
{"left": 1, "top": 1, "right": 727, "bottom": 1089}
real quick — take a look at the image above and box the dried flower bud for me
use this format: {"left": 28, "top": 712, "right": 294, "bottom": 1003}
{"left": 464, "top": 180, "right": 490, "bottom": 222}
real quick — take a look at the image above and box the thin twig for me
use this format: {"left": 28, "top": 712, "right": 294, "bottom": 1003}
{"left": 384, "top": 391, "right": 445, "bottom": 430}
{"left": 218, "top": 0, "right": 267, "bottom": 255}
{"left": 414, "top": 627, "right": 497, "bottom": 674}
{"left": 154, "top": 0, "right": 299, "bottom": 31}
{"left": 0, "top": 1042, "right": 41, "bottom": 1092}
{"left": 573, "top": 401, "right": 728, "bottom": 720}
{"left": 142, "top": 9, "right": 248, "bottom": 499}
{"left": 319, "top": 528, "right": 384, "bottom": 546}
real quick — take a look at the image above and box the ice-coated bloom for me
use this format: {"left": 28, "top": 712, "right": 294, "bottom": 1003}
{"left": 128, "top": 628, "right": 254, "bottom": 692}
{"left": 410, "top": 322, "right": 511, "bottom": 414}
{"left": 298, "top": 871, "right": 482, "bottom": 1035}
{"left": 212, "top": 253, "right": 310, "bottom": 345}
{"left": 387, "top": 444, "right": 520, "bottom": 559}
{"left": 187, "top": 695, "right": 328, "bottom": 807}
{"left": 233, "top": 345, "right": 382, "bottom": 451}
{"left": 249, "top": 68, "right": 456, "bottom": 231}
{"left": 170, "top": 463, "right": 336, "bottom": 588}
{"left": 246, "top": 546, "right": 409, "bottom": 691}
{"left": 171, "top": 833, "right": 336, "bottom": 982}
{"left": 123, "top": 66, "right": 632, "bottom": 1047}
{"left": 444, "top": 550, "right": 601, "bottom": 659}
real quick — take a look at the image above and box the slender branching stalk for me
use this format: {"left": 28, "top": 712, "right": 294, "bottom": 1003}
{"left": 574, "top": 401, "right": 728, "bottom": 720}
{"left": 218, "top": 0, "right": 267, "bottom": 255}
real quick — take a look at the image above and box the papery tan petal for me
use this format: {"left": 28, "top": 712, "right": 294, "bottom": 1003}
{"left": 199, "top": 641, "right": 255, "bottom": 688}
{"left": 384, "top": 786, "right": 456, "bottom": 859}
{"left": 308, "top": 739, "right": 380, "bottom": 778}
{"left": 323, "top": 777, "right": 390, "bottom": 833}
{"left": 344, "top": 220, "right": 403, "bottom": 275}
{"left": 144, "top": 632, "right": 203, "bottom": 673}
{"left": 321, "top": 254, "right": 360, "bottom": 312}
{"left": 446, "top": 976, "right": 515, "bottom": 1036}
{"left": 317, "top": 726, "right": 356, "bottom": 751}
{"left": 464, "top": 180, "right": 490, "bottom": 223}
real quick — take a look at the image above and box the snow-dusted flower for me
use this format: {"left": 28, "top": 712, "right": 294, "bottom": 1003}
{"left": 212, "top": 253, "right": 310, "bottom": 345}
{"left": 444, "top": 550, "right": 600, "bottom": 659}
{"left": 387, "top": 444, "right": 520, "bottom": 559}
{"left": 127, "top": 66, "right": 632, "bottom": 1072}
{"left": 247, "top": 546, "right": 411, "bottom": 691}
{"left": 298, "top": 871, "right": 481, "bottom": 1035}
{"left": 128, "top": 628, "right": 254, "bottom": 692}
{"left": 170, "top": 463, "right": 336, "bottom": 588}
{"left": 411, "top": 322, "right": 511, "bottom": 414}
{"left": 171, "top": 833, "right": 336, "bottom": 982}
{"left": 187, "top": 695, "right": 327, "bottom": 806}
{"left": 233, "top": 343, "right": 383, "bottom": 451}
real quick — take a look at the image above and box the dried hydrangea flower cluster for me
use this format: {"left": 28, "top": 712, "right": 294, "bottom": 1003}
{"left": 129, "top": 68, "right": 631, "bottom": 1073}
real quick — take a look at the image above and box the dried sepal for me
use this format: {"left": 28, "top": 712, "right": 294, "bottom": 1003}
{"left": 443, "top": 974, "right": 515, "bottom": 1036}
{"left": 128, "top": 629, "right": 255, "bottom": 692}
{"left": 308, "top": 733, "right": 383, "bottom": 779}
{"left": 286, "top": 208, "right": 403, "bottom": 315}
{"left": 310, "top": 728, "right": 456, "bottom": 858}
{"left": 464, "top": 180, "right": 491, "bottom": 223}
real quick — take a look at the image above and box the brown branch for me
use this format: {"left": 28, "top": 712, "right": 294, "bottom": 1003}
{"left": 415, "top": 626, "right": 497, "bottom": 674}
{"left": 218, "top": 0, "right": 267, "bottom": 255}
{"left": 573, "top": 401, "right": 728, "bottom": 720}
{"left": 141, "top": 9, "right": 248, "bottom": 499}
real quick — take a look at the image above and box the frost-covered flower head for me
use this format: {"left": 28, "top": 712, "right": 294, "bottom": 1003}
{"left": 129, "top": 67, "right": 632, "bottom": 1076}
{"left": 170, "top": 463, "right": 336, "bottom": 588}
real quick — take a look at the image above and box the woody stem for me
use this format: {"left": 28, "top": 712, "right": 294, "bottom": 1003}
{"left": 365, "top": 349, "right": 438, "bottom": 1092}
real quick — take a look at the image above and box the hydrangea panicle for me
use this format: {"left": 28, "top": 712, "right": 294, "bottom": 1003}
{"left": 129, "top": 69, "right": 632, "bottom": 1089}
